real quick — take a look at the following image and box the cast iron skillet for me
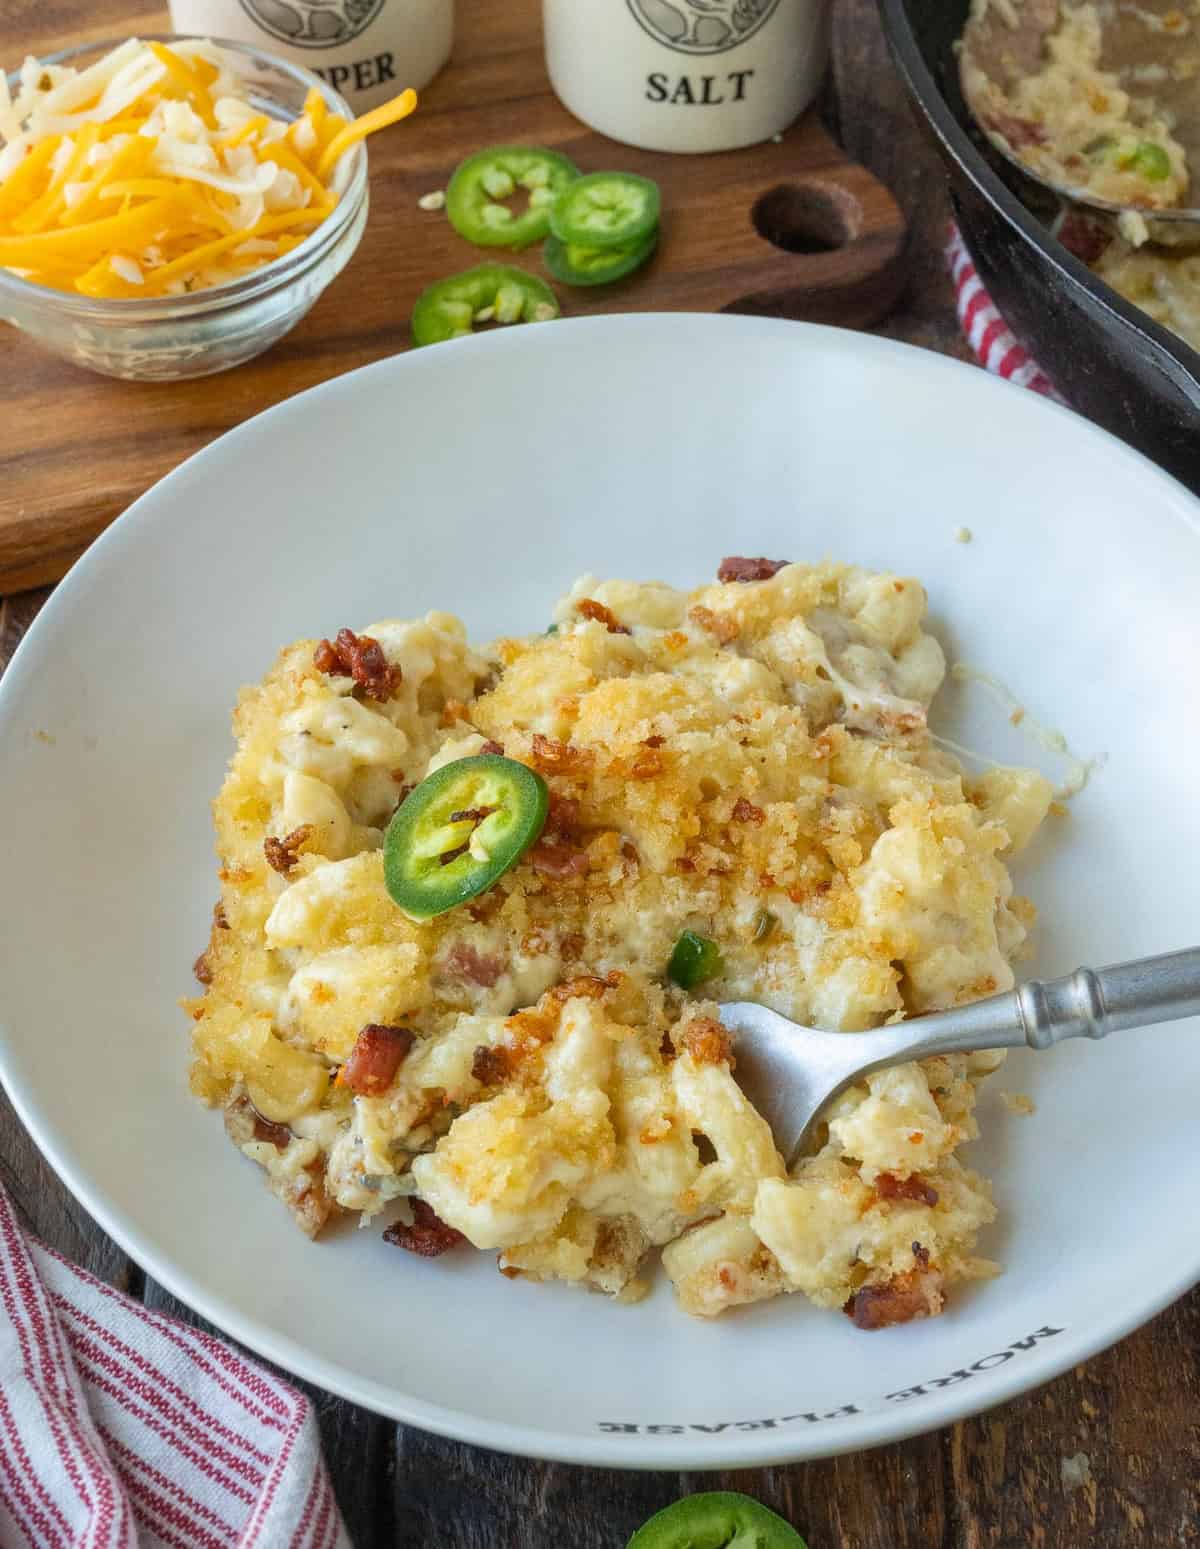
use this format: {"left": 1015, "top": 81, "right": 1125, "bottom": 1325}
{"left": 879, "top": 0, "right": 1200, "bottom": 493}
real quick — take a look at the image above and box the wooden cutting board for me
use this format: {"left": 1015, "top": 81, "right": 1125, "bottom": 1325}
{"left": 0, "top": 0, "right": 906, "bottom": 595}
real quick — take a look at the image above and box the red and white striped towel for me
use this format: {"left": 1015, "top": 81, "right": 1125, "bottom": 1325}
{"left": 0, "top": 1183, "right": 349, "bottom": 1549}
{"left": 947, "top": 225, "right": 1062, "bottom": 400}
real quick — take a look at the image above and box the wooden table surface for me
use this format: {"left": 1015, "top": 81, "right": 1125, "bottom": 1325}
{"left": 2, "top": 2, "right": 1198, "bottom": 1545}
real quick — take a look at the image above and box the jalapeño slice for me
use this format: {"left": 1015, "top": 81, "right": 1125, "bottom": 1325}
{"left": 384, "top": 754, "right": 548, "bottom": 919}
{"left": 410, "top": 264, "right": 560, "bottom": 346}
{"left": 543, "top": 230, "right": 657, "bottom": 288}
{"left": 667, "top": 930, "right": 724, "bottom": 990}
{"left": 627, "top": 1492, "right": 808, "bottom": 1548}
{"left": 549, "top": 170, "right": 661, "bottom": 251}
{"left": 446, "top": 145, "right": 580, "bottom": 249}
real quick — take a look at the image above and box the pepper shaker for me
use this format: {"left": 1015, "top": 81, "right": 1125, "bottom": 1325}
{"left": 166, "top": 0, "right": 454, "bottom": 111}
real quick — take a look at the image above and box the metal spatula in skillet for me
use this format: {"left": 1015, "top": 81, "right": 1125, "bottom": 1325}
{"left": 959, "top": 0, "right": 1200, "bottom": 243}
{"left": 719, "top": 948, "right": 1200, "bottom": 1167}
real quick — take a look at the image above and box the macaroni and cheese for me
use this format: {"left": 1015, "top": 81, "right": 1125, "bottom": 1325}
{"left": 186, "top": 559, "right": 1053, "bottom": 1326}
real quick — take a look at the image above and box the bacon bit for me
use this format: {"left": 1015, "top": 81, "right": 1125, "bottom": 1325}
{"left": 985, "top": 111, "right": 1046, "bottom": 148}
{"left": 732, "top": 796, "right": 765, "bottom": 825}
{"left": 845, "top": 1261, "right": 944, "bottom": 1329}
{"left": 252, "top": 1110, "right": 292, "bottom": 1148}
{"left": 545, "top": 792, "right": 582, "bottom": 837}
{"left": 471, "top": 1044, "right": 511, "bottom": 1085}
{"left": 1059, "top": 215, "right": 1114, "bottom": 266}
{"left": 313, "top": 628, "right": 401, "bottom": 702}
{"left": 263, "top": 825, "right": 314, "bottom": 876}
{"left": 717, "top": 556, "right": 789, "bottom": 583}
{"left": 442, "top": 943, "right": 505, "bottom": 987}
{"left": 643, "top": 735, "right": 665, "bottom": 748}
{"left": 193, "top": 952, "right": 213, "bottom": 985}
{"left": 213, "top": 901, "right": 230, "bottom": 930}
{"left": 466, "top": 890, "right": 504, "bottom": 925}
{"left": 530, "top": 733, "right": 594, "bottom": 775}
{"left": 312, "top": 638, "right": 340, "bottom": 673}
{"left": 531, "top": 840, "right": 590, "bottom": 879}
{"left": 480, "top": 739, "right": 504, "bottom": 756}
{"left": 875, "top": 1172, "right": 939, "bottom": 1208}
{"left": 577, "top": 598, "right": 631, "bottom": 635}
{"left": 227, "top": 1094, "right": 292, "bottom": 1149}
{"left": 677, "top": 856, "right": 696, "bottom": 873}
{"left": 384, "top": 1198, "right": 465, "bottom": 1258}
{"left": 689, "top": 605, "right": 739, "bottom": 645}
{"left": 659, "top": 1030, "right": 676, "bottom": 1061}
{"left": 337, "top": 1024, "right": 415, "bottom": 1097}
{"left": 681, "top": 1016, "right": 734, "bottom": 1067}
{"left": 449, "top": 805, "right": 497, "bottom": 824}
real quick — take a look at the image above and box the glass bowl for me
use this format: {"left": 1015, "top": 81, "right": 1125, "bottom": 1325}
{"left": 0, "top": 36, "right": 369, "bottom": 381}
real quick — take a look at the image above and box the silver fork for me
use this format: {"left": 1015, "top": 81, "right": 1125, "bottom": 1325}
{"left": 718, "top": 948, "right": 1200, "bottom": 1169}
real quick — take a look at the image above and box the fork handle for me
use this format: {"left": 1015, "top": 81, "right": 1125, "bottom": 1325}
{"left": 1016, "top": 947, "right": 1200, "bottom": 1048}
{"left": 884, "top": 947, "right": 1200, "bottom": 1065}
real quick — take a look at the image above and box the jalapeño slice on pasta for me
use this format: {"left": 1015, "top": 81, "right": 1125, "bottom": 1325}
{"left": 384, "top": 755, "right": 548, "bottom": 919}
{"left": 627, "top": 1492, "right": 808, "bottom": 1548}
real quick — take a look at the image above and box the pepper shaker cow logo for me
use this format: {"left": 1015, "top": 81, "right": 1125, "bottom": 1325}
{"left": 237, "top": 0, "right": 386, "bottom": 47}
{"left": 626, "top": 0, "right": 784, "bottom": 53}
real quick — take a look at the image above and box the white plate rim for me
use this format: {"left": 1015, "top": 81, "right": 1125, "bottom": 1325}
{"left": 2, "top": 313, "right": 1199, "bottom": 1469}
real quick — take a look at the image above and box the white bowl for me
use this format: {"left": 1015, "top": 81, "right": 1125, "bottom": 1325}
{"left": 1, "top": 314, "right": 1198, "bottom": 1468}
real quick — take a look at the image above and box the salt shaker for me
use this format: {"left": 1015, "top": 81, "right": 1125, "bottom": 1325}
{"left": 543, "top": 0, "right": 831, "bottom": 154}
{"left": 166, "top": 0, "right": 454, "bottom": 112}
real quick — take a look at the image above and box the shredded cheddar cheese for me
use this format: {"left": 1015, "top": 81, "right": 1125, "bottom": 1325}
{"left": 0, "top": 38, "right": 417, "bottom": 298}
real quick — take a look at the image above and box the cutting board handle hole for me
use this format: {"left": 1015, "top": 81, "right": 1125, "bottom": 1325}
{"left": 752, "top": 182, "right": 862, "bottom": 255}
